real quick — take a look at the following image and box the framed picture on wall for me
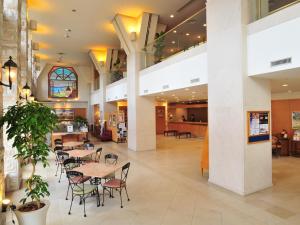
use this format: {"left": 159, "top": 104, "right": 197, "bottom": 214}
{"left": 54, "top": 109, "right": 75, "bottom": 121}
{"left": 247, "top": 111, "right": 270, "bottom": 143}
{"left": 292, "top": 112, "right": 300, "bottom": 129}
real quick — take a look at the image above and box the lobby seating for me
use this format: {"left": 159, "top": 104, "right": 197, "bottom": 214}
{"left": 164, "top": 130, "right": 178, "bottom": 136}
{"left": 272, "top": 136, "right": 282, "bottom": 157}
{"left": 102, "top": 162, "right": 130, "bottom": 208}
{"left": 176, "top": 132, "right": 192, "bottom": 139}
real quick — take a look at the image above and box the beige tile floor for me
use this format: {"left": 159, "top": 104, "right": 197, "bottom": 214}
{"left": 6, "top": 135, "right": 300, "bottom": 225}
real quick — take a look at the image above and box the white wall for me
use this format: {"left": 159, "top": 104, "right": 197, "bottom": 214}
{"left": 91, "top": 89, "right": 102, "bottom": 105}
{"left": 248, "top": 4, "right": 300, "bottom": 76}
{"left": 139, "top": 44, "right": 207, "bottom": 96}
{"left": 36, "top": 64, "right": 93, "bottom": 102}
{"left": 105, "top": 78, "right": 127, "bottom": 102}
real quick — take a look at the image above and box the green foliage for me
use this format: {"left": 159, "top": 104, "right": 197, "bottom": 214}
{"left": 154, "top": 31, "right": 166, "bottom": 63}
{"left": 0, "top": 102, "right": 58, "bottom": 208}
{"left": 74, "top": 116, "right": 88, "bottom": 127}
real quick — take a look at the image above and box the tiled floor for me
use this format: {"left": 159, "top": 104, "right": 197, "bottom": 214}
{"left": 6, "top": 135, "right": 300, "bottom": 225}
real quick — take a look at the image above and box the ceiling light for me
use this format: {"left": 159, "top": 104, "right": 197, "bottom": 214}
{"left": 186, "top": 33, "right": 190, "bottom": 36}
{"left": 203, "top": 23, "right": 207, "bottom": 27}
{"left": 65, "top": 28, "right": 72, "bottom": 32}
{"left": 282, "top": 84, "right": 288, "bottom": 87}
{"left": 197, "top": 35, "right": 201, "bottom": 39}
{"left": 170, "top": 14, "right": 174, "bottom": 18}
{"left": 170, "top": 49, "right": 174, "bottom": 52}
{"left": 173, "top": 30, "right": 177, "bottom": 33}
{"left": 171, "top": 41, "right": 176, "bottom": 44}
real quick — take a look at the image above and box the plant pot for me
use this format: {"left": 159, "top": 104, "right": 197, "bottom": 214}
{"left": 15, "top": 200, "right": 49, "bottom": 225}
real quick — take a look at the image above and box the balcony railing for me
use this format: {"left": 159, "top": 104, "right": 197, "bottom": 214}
{"left": 140, "top": 8, "right": 206, "bottom": 70}
{"left": 254, "top": 0, "right": 300, "bottom": 20}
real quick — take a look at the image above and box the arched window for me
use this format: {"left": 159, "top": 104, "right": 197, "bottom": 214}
{"left": 48, "top": 66, "right": 78, "bottom": 98}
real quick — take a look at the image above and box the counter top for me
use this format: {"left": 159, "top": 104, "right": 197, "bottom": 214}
{"left": 168, "top": 121, "right": 208, "bottom": 125}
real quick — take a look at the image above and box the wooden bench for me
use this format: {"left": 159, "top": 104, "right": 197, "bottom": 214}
{"left": 164, "top": 130, "right": 178, "bottom": 136}
{"left": 176, "top": 132, "right": 192, "bottom": 139}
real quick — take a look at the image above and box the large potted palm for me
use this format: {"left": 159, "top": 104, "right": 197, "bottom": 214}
{"left": 0, "top": 102, "right": 58, "bottom": 225}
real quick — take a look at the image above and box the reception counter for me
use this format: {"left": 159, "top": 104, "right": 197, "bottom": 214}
{"left": 51, "top": 131, "right": 88, "bottom": 146}
{"left": 168, "top": 121, "right": 208, "bottom": 138}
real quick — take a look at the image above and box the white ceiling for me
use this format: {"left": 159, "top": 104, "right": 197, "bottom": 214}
{"left": 28, "top": 0, "right": 205, "bottom": 66}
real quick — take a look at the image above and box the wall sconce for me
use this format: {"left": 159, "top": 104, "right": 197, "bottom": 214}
{"left": 32, "top": 42, "right": 39, "bottom": 51}
{"left": 1, "top": 199, "right": 10, "bottom": 212}
{"left": 33, "top": 55, "right": 40, "bottom": 63}
{"left": 19, "top": 82, "right": 31, "bottom": 101}
{"left": 130, "top": 32, "right": 137, "bottom": 41}
{"left": 28, "top": 93, "right": 35, "bottom": 102}
{"left": 99, "top": 61, "right": 105, "bottom": 67}
{"left": 1, "top": 56, "right": 17, "bottom": 89}
{"left": 29, "top": 20, "right": 37, "bottom": 31}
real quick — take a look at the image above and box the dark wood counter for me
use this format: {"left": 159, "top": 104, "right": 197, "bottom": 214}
{"left": 168, "top": 121, "right": 207, "bottom": 137}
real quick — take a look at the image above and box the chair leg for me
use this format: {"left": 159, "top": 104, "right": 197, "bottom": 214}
{"left": 66, "top": 184, "right": 70, "bottom": 200}
{"left": 102, "top": 187, "right": 105, "bottom": 206}
{"left": 83, "top": 196, "right": 87, "bottom": 217}
{"left": 55, "top": 163, "right": 59, "bottom": 176}
{"left": 96, "top": 187, "right": 100, "bottom": 207}
{"left": 119, "top": 188, "right": 123, "bottom": 208}
{"left": 68, "top": 195, "right": 74, "bottom": 215}
{"left": 124, "top": 186, "right": 130, "bottom": 201}
{"left": 59, "top": 167, "right": 63, "bottom": 183}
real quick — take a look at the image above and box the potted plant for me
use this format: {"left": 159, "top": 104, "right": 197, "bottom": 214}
{"left": 74, "top": 116, "right": 88, "bottom": 131}
{"left": 153, "top": 31, "right": 165, "bottom": 63}
{"left": 0, "top": 102, "right": 58, "bottom": 225}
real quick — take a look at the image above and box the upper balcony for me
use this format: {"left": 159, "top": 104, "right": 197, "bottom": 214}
{"left": 140, "top": 8, "right": 206, "bottom": 70}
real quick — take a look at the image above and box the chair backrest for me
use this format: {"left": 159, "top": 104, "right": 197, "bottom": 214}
{"left": 56, "top": 151, "right": 69, "bottom": 162}
{"left": 63, "top": 158, "right": 78, "bottom": 171}
{"left": 54, "top": 146, "right": 63, "bottom": 152}
{"left": 94, "top": 148, "right": 102, "bottom": 162}
{"left": 66, "top": 171, "right": 86, "bottom": 193}
{"left": 54, "top": 139, "right": 63, "bottom": 145}
{"left": 121, "top": 162, "right": 130, "bottom": 183}
{"left": 105, "top": 153, "right": 118, "bottom": 165}
{"left": 84, "top": 143, "right": 94, "bottom": 150}
{"left": 83, "top": 139, "right": 90, "bottom": 144}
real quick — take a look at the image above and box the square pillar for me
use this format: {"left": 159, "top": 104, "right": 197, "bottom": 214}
{"left": 207, "top": 0, "right": 272, "bottom": 195}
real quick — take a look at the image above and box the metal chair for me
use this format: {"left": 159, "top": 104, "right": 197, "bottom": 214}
{"left": 103, "top": 153, "right": 118, "bottom": 181}
{"left": 64, "top": 158, "right": 90, "bottom": 200}
{"left": 102, "top": 162, "right": 130, "bottom": 208}
{"left": 54, "top": 139, "right": 63, "bottom": 145}
{"left": 67, "top": 171, "right": 100, "bottom": 217}
{"left": 83, "top": 143, "right": 95, "bottom": 150}
{"left": 55, "top": 151, "right": 69, "bottom": 182}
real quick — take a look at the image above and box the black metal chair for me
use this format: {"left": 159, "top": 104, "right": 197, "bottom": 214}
{"left": 66, "top": 171, "right": 100, "bottom": 217}
{"left": 102, "top": 162, "right": 130, "bottom": 208}
{"left": 55, "top": 151, "right": 69, "bottom": 182}
{"left": 63, "top": 158, "right": 89, "bottom": 200}
{"left": 54, "top": 139, "right": 63, "bottom": 145}
{"left": 103, "top": 153, "right": 118, "bottom": 181}
{"left": 83, "top": 143, "right": 95, "bottom": 150}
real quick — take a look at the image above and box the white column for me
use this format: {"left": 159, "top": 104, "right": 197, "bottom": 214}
{"left": 0, "top": 1, "right": 7, "bottom": 223}
{"left": 2, "top": 0, "right": 21, "bottom": 192}
{"left": 112, "top": 13, "right": 158, "bottom": 151}
{"left": 207, "top": 0, "right": 272, "bottom": 195}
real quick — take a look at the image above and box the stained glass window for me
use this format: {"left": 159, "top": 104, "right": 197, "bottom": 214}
{"left": 48, "top": 66, "right": 78, "bottom": 98}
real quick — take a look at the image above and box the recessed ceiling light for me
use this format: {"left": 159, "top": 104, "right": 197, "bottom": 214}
{"left": 170, "top": 14, "right": 174, "bottom": 18}
{"left": 173, "top": 30, "right": 177, "bottom": 33}
{"left": 65, "top": 28, "right": 72, "bottom": 32}
{"left": 282, "top": 84, "right": 288, "bottom": 87}
{"left": 197, "top": 35, "right": 201, "bottom": 39}
{"left": 171, "top": 41, "right": 176, "bottom": 44}
{"left": 186, "top": 33, "right": 190, "bottom": 36}
{"left": 170, "top": 49, "right": 174, "bottom": 52}
{"left": 203, "top": 23, "right": 207, "bottom": 27}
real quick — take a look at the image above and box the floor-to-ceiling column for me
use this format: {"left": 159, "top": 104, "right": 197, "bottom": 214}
{"left": 0, "top": 0, "right": 6, "bottom": 223}
{"left": 1, "top": 0, "right": 22, "bottom": 192}
{"left": 112, "top": 13, "right": 158, "bottom": 151}
{"left": 207, "top": 0, "right": 272, "bottom": 195}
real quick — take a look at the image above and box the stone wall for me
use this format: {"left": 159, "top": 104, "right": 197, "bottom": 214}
{"left": 0, "top": 0, "right": 6, "bottom": 223}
